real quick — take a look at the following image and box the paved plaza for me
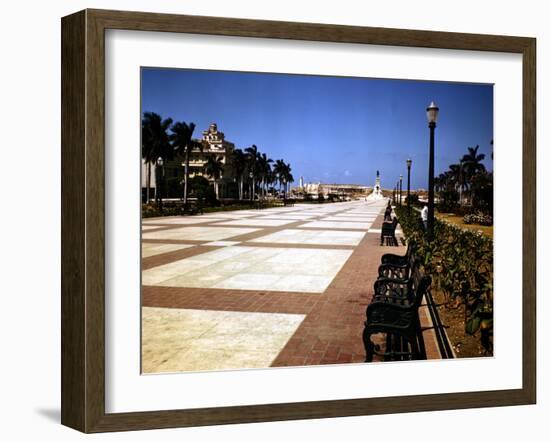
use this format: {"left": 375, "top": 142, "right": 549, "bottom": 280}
{"left": 141, "top": 199, "right": 439, "bottom": 373}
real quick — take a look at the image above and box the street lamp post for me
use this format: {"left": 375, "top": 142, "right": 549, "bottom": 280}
{"left": 426, "top": 101, "right": 439, "bottom": 240}
{"left": 156, "top": 157, "right": 164, "bottom": 210}
{"left": 396, "top": 181, "right": 399, "bottom": 206}
{"left": 399, "top": 175, "right": 403, "bottom": 207}
{"left": 249, "top": 171, "right": 254, "bottom": 200}
{"left": 406, "top": 158, "right": 412, "bottom": 214}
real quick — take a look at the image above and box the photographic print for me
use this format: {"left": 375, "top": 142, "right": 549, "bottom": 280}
{"left": 140, "top": 68, "right": 494, "bottom": 374}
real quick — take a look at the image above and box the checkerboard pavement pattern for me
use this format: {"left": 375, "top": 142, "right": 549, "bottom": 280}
{"left": 141, "top": 200, "right": 440, "bottom": 373}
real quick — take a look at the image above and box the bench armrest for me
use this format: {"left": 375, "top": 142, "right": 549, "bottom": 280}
{"left": 378, "top": 263, "right": 409, "bottom": 279}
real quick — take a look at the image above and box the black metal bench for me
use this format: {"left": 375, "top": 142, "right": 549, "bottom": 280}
{"left": 363, "top": 259, "right": 431, "bottom": 362}
{"left": 380, "top": 217, "right": 399, "bottom": 246}
{"left": 378, "top": 241, "right": 417, "bottom": 280}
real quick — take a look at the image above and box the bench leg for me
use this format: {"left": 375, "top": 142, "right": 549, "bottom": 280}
{"left": 384, "top": 333, "right": 393, "bottom": 361}
{"left": 363, "top": 327, "right": 375, "bottom": 362}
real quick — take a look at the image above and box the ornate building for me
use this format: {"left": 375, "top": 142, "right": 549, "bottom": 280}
{"left": 188, "top": 123, "right": 235, "bottom": 181}
{"left": 142, "top": 122, "right": 237, "bottom": 200}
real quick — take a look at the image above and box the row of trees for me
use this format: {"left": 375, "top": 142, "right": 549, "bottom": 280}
{"left": 141, "top": 112, "right": 295, "bottom": 204}
{"left": 230, "top": 145, "right": 294, "bottom": 200}
{"left": 434, "top": 144, "right": 493, "bottom": 214}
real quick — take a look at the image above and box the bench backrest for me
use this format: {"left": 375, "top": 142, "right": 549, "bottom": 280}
{"left": 391, "top": 216, "right": 398, "bottom": 230}
{"left": 405, "top": 259, "right": 425, "bottom": 300}
{"left": 412, "top": 275, "right": 432, "bottom": 308}
{"left": 381, "top": 217, "right": 399, "bottom": 238}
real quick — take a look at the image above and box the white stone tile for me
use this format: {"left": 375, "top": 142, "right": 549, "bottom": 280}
{"left": 301, "top": 221, "right": 372, "bottom": 230}
{"left": 142, "top": 246, "right": 353, "bottom": 292}
{"left": 265, "top": 247, "right": 352, "bottom": 264}
{"left": 345, "top": 211, "right": 382, "bottom": 215}
{"left": 142, "top": 226, "right": 259, "bottom": 241}
{"left": 322, "top": 215, "right": 377, "bottom": 221}
{"left": 250, "top": 229, "right": 365, "bottom": 246}
{"left": 212, "top": 219, "right": 295, "bottom": 227}
{"left": 142, "top": 225, "right": 164, "bottom": 231}
{"left": 142, "top": 217, "right": 223, "bottom": 225}
{"left": 203, "top": 241, "right": 241, "bottom": 247}
{"left": 258, "top": 214, "right": 316, "bottom": 220}
{"left": 142, "top": 243, "right": 193, "bottom": 258}
{"left": 142, "top": 307, "right": 305, "bottom": 373}
{"left": 234, "top": 247, "right": 283, "bottom": 262}
{"left": 142, "top": 259, "right": 211, "bottom": 286}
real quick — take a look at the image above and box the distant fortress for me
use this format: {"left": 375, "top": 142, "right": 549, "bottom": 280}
{"left": 294, "top": 180, "right": 371, "bottom": 200}
{"left": 295, "top": 171, "right": 385, "bottom": 200}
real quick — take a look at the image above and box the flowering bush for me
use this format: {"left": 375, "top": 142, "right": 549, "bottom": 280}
{"left": 463, "top": 213, "right": 493, "bottom": 226}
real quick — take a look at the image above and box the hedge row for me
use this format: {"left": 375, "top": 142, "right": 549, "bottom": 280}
{"left": 395, "top": 206, "right": 494, "bottom": 354}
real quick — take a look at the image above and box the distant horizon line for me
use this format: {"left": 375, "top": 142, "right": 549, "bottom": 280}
{"left": 294, "top": 181, "right": 426, "bottom": 191}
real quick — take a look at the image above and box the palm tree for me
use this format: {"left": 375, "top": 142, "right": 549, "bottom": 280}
{"left": 258, "top": 153, "right": 273, "bottom": 197}
{"left": 141, "top": 112, "right": 173, "bottom": 203}
{"left": 273, "top": 159, "right": 286, "bottom": 194}
{"left": 448, "top": 162, "right": 467, "bottom": 205}
{"left": 170, "top": 121, "right": 202, "bottom": 205}
{"left": 203, "top": 155, "right": 224, "bottom": 199}
{"left": 461, "top": 145, "right": 486, "bottom": 206}
{"left": 266, "top": 168, "right": 277, "bottom": 196}
{"left": 231, "top": 148, "right": 247, "bottom": 200}
{"left": 434, "top": 173, "right": 446, "bottom": 193}
{"left": 245, "top": 145, "right": 260, "bottom": 200}
{"left": 461, "top": 145, "right": 486, "bottom": 178}
{"left": 272, "top": 160, "right": 294, "bottom": 197}
{"left": 285, "top": 167, "right": 295, "bottom": 196}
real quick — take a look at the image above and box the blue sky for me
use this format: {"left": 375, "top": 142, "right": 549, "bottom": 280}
{"left": 141, "top": 68, "right": 493, "bottom": 190}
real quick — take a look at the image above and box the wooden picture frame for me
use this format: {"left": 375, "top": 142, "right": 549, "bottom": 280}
{"left": 61, "top": 8, "right": 536, "bottom": 433}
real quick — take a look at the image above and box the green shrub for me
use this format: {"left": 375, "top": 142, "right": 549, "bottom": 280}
{"left": 142, "top": 203, "right": 182, "bottom": 218}
{"left": 189, "top": 176, "right": 219, "bottom": 207}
